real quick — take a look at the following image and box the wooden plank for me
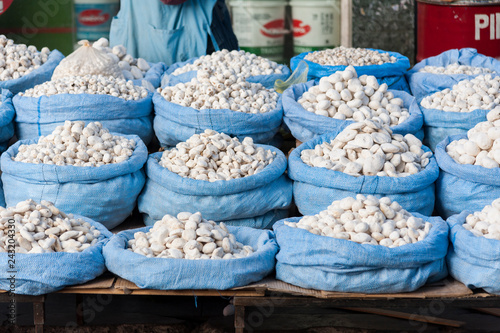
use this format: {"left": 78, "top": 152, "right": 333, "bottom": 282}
{"left": 233, "top": 296, "right": 500, "bottom": 309}
{"left": 475, "top": 308, "right": 500, "bottom": 318}
{"left": 472, "top": 292, "right": 497, "bottom": 298}
{"left": 341, "top": 307, "right": 465, "bottom": 328}
{"left": 232, "top": 278, "right": 322, "bottom": 297}
{"left": 33, "top": 300, "right": 45, "bottom": 326}
{"left": 129, "top": 289, "right": 263, "bottom": 297}
{"left": 0, "top": 294, "right": 44, "bottom": 302}
{"left": 58, "top": 275, "right": 116, "bottom": 291}
{"left": 243, "top": 278, "right": 472, "bottom": 300}
{"left": 114, "top": 277, "right": 264, "bottom": 296}
{"left": 76, "top": 294, "right": 84, "bottom": 326}
{"left": 114, "top": 277, "right": 141, "bottom": 290}
{"left": 264, "top": 279, "right": 323, "bottom": 298}
{"left": 235, "top": 305, "right": 245, "bottom": 333}
{"left": 56, "top": 288, "right": 126, "bottom": 295}
{"left": 320, "top": 279, "right": 472, "bottom": 299}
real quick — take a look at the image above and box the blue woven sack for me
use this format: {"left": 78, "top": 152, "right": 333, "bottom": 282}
{"left": 282, "top": 81, "right": 423, "bottom": 143}
{"left": 406, "top": 48, "right": 500, "bottom": 101}
{"left": 0, "top": 90, "right": 16, "bottom": 151}
{"left": 0, "top": 50, "right": 64, "bottom": 95}
{"left": 153, "top": 93, "right": 283, "bottom": 147}
{"left": 1, "top": 135, "right": 148, "bottom": 229}
{"left": 435, "top": 134, "right": 500, "bottom": 219}
{"left": 290, "top": 48, "right": 411, "bottom": 92}
{"left": 13, "top": 92, "right": 154, "bottom": 144}
{"left": 138, "top": 146, "right": 292, "bottom": 229}
{"left": 274, "top": 214, "right": 449, "bottom": 293}
{"left": 103, "top": 225, "right": 278, "bottom": 290}
{"left": 0, "top": 216, "right": 111, "bottom": 295}
{"left": 407, "top": 49, "right": 500, "bottom": 151}
{"left": 161, "top": 56, "right": 291, "bottom": 89}
{"left": 447, "top": 211, "right": 500, "bottom": 295}
{"left": 419, "top": 106, "right": 489, "bottom": 152}
{"left": 288, "top": 131, "right": 439, "bottom": 216}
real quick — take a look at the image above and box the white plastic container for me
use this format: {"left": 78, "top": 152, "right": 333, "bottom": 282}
{"left": 290, "top": 0, "right": 341, "bottom": 55}
{"left": 229, "top": 0, "right": 287, "bottom": 62}
{"left": 74, "top": 0, "right": 120, "bottom": 41}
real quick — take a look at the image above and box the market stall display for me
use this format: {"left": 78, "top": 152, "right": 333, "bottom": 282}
{"left": 290, "top": 46, "right": 411, "bottom": 92}
{"left": 274, "top": 196, "right": 448, "bottom": 293}
{"left": 407, "top": 48, "right": 500, "bottom": 151}
{"left": 282, "top": 66, "right": 423, "bottom": 143}
{"left": 407, "top": 48, "right": 500, "bottom": 100}
{"left": 289, "top": 120, "right": 438, "bottom": 216}
{"left": 300, "top": 126, "right": 430, "bottom": 177}
{"left": 128, "top": 212, "right": 255, "bottom": 260}
{"left": 284, "top": 195, "right": 433, "bottom": 247}
{"left": 103, "top": 212, "right": 278, "bottom": 289}
{"left": 420, "top": 75, "right": 499, "bottom": 113}
{"left": 462, "top": 199, "right": 500, "bottom": 240}
{"left": 1, "top": 121, "right": 148, "bottom": 229}
{"left": 447, "top": 209, "right": 500, "bottom": 295}
{"left": 0, "top": 199, "right": 111, "bottom": 295}
{"left": 1, "top": 29, "right": 500, "bottom": 307}
{"left": 418, "top": 64, "right": 495, "bottom": 75}
{"left": 153, "top": 68, "right": 283, "bottom": 147}
{"left": 138, "top": 130, "right": 292, "bottom": 228}
{"left": 0, "top": 35, "right": 64, "bottom": 95}
{"left": 13, "top": 75, "right": 154, "bottom": 144}
{"left": 435, "top": 107, "right": 500, "bottom": 218}
{"left": 162, "top": 49, "right": 290, "bottom": 89}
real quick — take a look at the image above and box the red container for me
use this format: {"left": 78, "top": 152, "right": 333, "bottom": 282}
{"left": 417, "top": 0, "right": 500, "bottom": 62}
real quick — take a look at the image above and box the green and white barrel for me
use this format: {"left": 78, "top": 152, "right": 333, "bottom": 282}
{"left": 229, "top": 0, "right": 287, "bottom": 62}
{"left": 290, "top": 0, "right": 341, "bottom": 55}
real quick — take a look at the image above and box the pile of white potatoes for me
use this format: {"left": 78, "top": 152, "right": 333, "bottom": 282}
{"left": 0, "top": 199, "right": 102, "bottom": 254}
{"left": 464, "top": 198, "right": 500, "bottom": 240}
{"left": 418, "top": 63, "right": 495, "bottom": 75}
{"left": 160, "top": 129, "right": 276, "bottom": 181}
{"left": 92, "top": 37, "right": 150, "bottom": 80}
{"left": 420, "top": 74, "right": 500, "bottom": 112}
{"left": 446, "top": 106, "right": 500, "bottom": 168}
{"left": 128, "top": 212, "right": 254, "bottom": 259}
{"left": 171, "top": 49, "right": 285, "bottom": 77}
{"left": 19, "top": 74, "right": 149, "bottom": 100}
{"left": 301, "top": 119, "right": 431, "bottom": 177}
{"left": 13, "top": 121, "right": 136, "bottom": 166}
{"left": 0, "top": 35, "right": 50, "bottom": 81}
{"left": 304, "top": 46, "right": 396, "bottom": 66}
{"left": 285, "top": 195, "right": 432, "bottom": 247}
{"left": 298, "top": 66, "right": 410, "bottom": 125}
{"left": 159, "top": 68, "right": 279, "bottom": 114}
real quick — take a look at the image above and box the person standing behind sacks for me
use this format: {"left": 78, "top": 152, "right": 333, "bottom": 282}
{"left": 109, "top": 0, "right": 239, "bottom": 65}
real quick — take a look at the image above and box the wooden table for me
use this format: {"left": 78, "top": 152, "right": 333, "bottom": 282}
{"left": 231, "top": 278, "right": 500, "bottom": 333}
{"left": 1, "top": 273, "right": 265, "bottom": 331}
{"left": 0, "top": 291, "right": 45, "bottom": 333}
{"left": 3, "top": 218, "right": 499, "bottom": 332}
{"left": 3, "top": 275, "right": 500, "bottom": 333}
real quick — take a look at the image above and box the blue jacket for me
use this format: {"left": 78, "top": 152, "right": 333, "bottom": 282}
{"left": 110, "top": 0, "right": 238, "bottom": 64}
